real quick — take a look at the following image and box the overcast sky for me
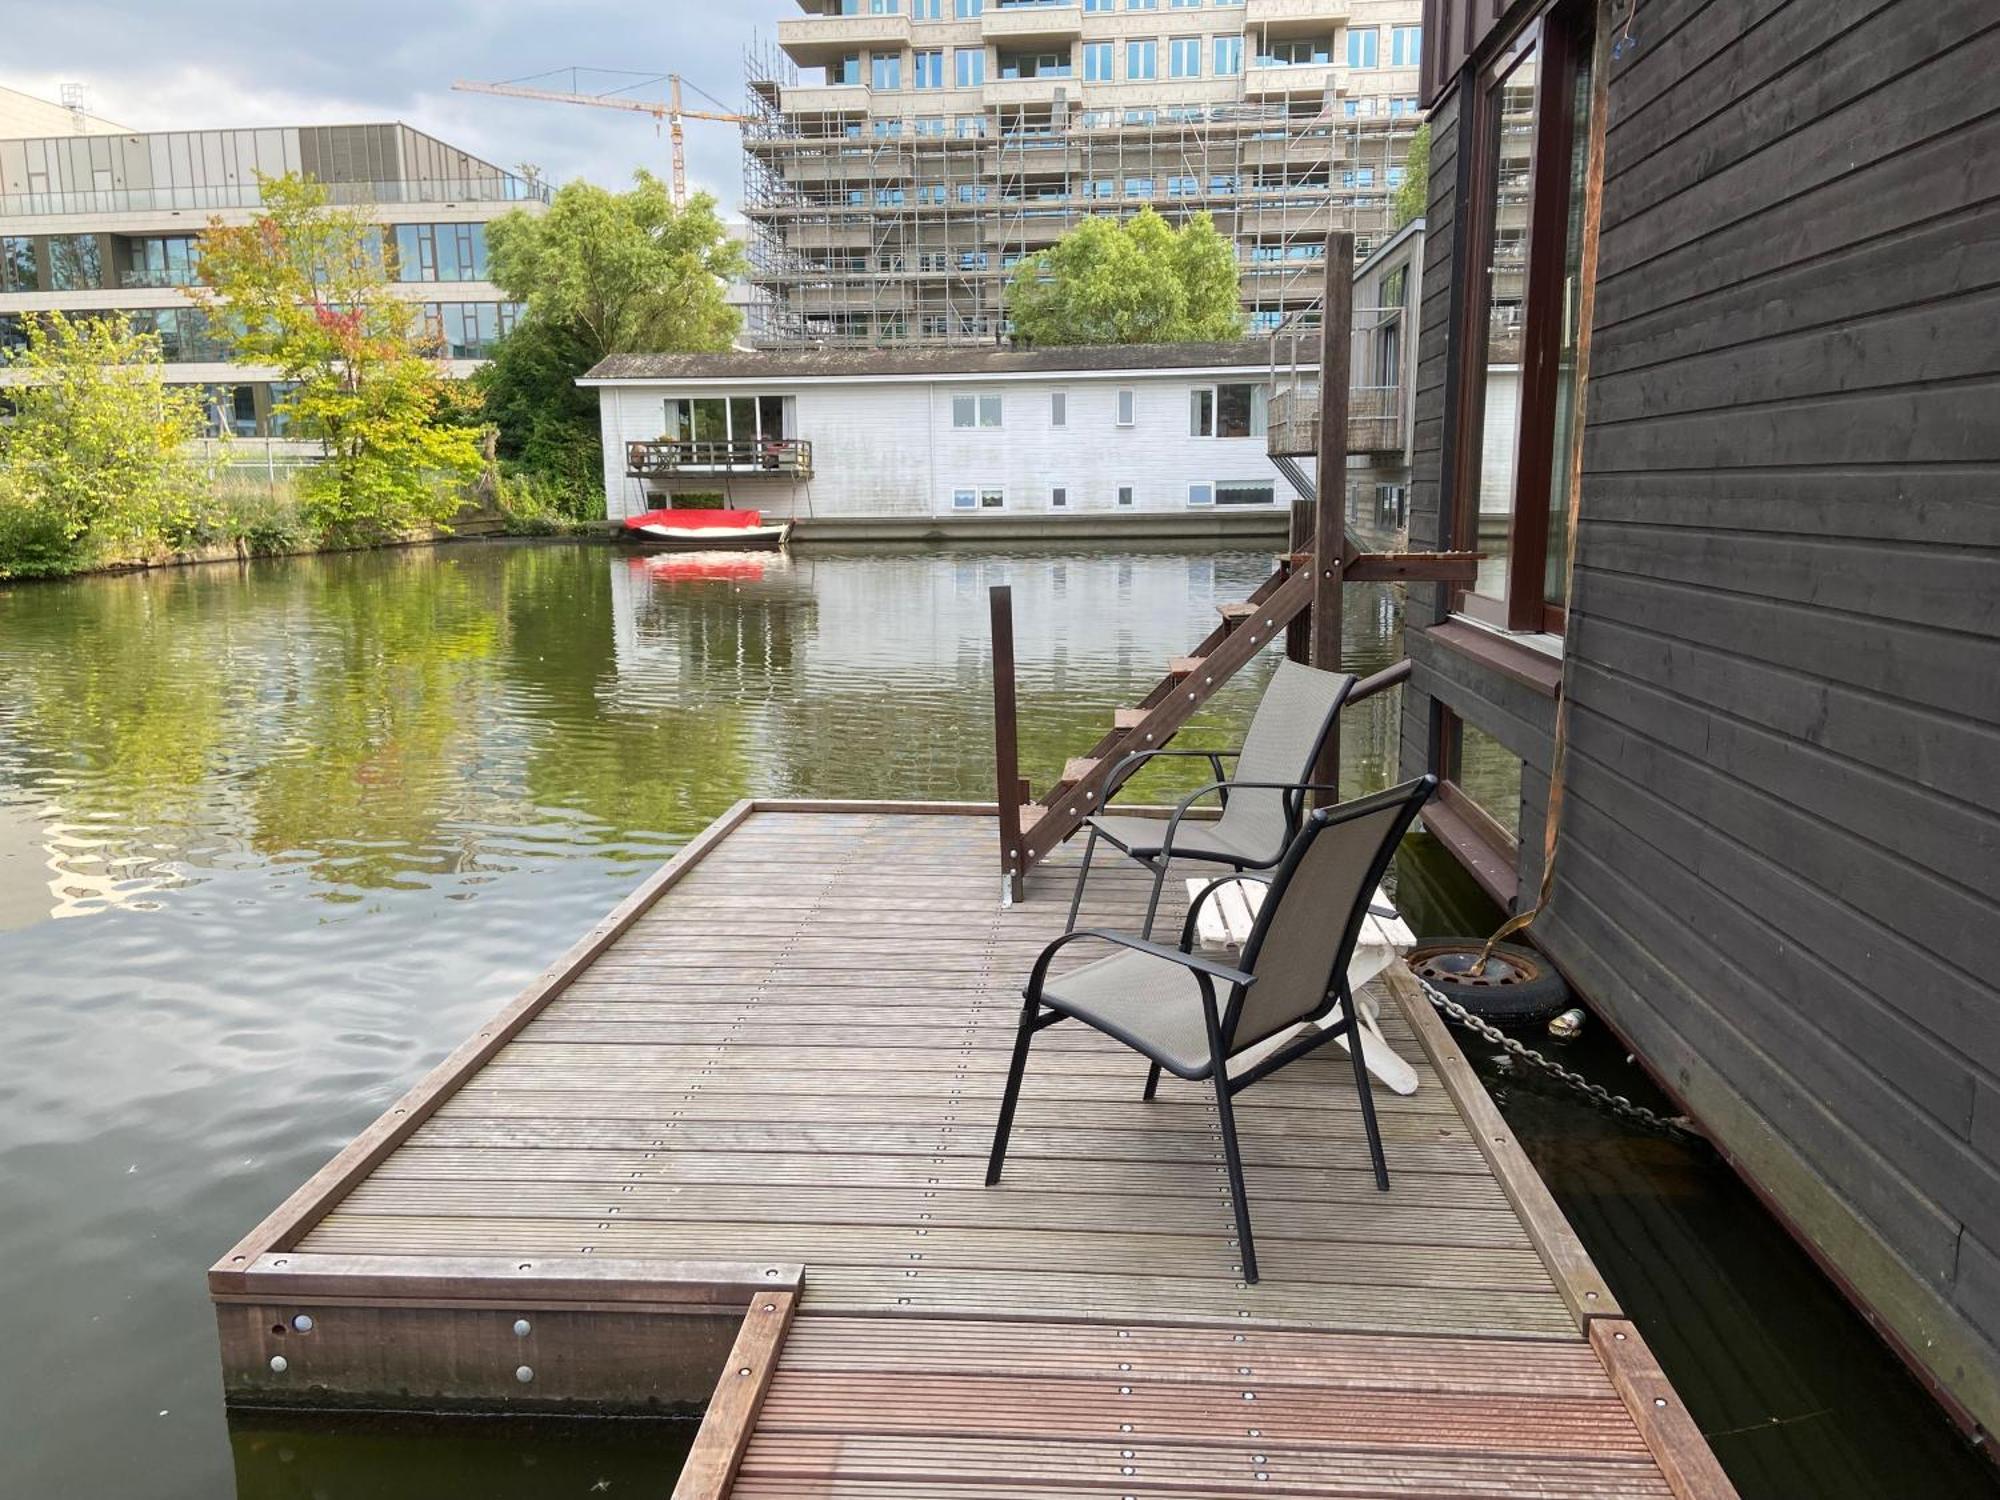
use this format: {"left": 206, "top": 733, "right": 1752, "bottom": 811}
{"left": 8, "top": 0, "right": 800, "bottom": 214}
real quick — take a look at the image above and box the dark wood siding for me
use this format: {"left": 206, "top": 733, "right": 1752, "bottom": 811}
{"left": 1403, "top": 0, "right": 2000, "bottom": 1431}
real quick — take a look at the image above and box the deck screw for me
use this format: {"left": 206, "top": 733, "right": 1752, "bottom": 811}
{"left": 514, "top": 1319, "right": 532, "bottom": 1337}
{"left": 291, "top": 1315, "right": 314, "bottom": 1333}
{"left": 739, "top": 1367, "right": 752, "bottom": 1378}
{"left": 1654, "top": 1398, "right": 1667, "bottom": 1408}
{"left": 516, "top": 1366, "right": 534, "bottom": 1383}
{"left": 269, "top": 1356, "right": 288, "bottom": 1373}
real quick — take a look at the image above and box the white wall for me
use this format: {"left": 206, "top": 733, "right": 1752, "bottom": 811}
{"left": 593, "top": 369, "right": 1310, "bottom": 521}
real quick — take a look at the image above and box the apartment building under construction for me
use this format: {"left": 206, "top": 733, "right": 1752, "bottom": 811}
{"left": 744, "top": 0, "right": 1423, "bottom": 348}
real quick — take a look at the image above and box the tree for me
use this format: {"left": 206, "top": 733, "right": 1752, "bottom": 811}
{"left": 0, "top": 312, "right": 205, "bottom": 577}
{"left": 1393, "top": 123, "right": 1430, "bottom": 229}
{"left": 197, "top": 173, "right": 483, "bottom": 541}
{"left": 1005, "top": 208, "right": 1246, "bottom": 347}
{"left": 480, "top": 173, "right": 745, "bottom": 514}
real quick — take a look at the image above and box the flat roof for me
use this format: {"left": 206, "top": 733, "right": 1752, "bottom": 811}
{"left": 580, "top": 337, "right": 1316, "bottom": 385}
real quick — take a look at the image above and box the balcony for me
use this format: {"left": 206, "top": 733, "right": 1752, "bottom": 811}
{"left": 627, "top": 439, "right": 814, "bottom": 481}
{"left": 984, "top": 75, "right": 1075, "bottom": 107}
{"left": 1244, "top": 61, "right": 1341, "bottom": 98}
{"left": 1244, "top": 0, "right": 1348, "bottom": 35}
{"left": 1266, "top": 383, "right": 1404, "bottom": 458}
{"left": 778, "top": 82, "right": 873, "bottom": 116}
{"left": 778, "top": 12, "right": 912, "bottom": 65}
{"left": 982, "top": 2, "right": 1082, "bottom": 42}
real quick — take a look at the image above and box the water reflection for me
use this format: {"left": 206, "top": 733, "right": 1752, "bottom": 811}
{"left": 0, "top": 539, "right": 1402, "bottom": 1498}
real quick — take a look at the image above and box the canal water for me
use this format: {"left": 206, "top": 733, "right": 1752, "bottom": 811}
{"left": 0, "top": 539, "right": 1989, "bottom": 1498}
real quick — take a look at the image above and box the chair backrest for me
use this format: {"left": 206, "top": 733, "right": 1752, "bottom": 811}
{"left": 1213, "top": 659, "right": 1356, "bottom": 857}
{"left": 1226, "top": 775, "right": 1437, "bottom": 1052}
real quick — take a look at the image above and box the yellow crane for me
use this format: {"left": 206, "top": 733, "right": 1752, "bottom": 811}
{"left": 451, "top": 69, "right": 751, "bottom": 205}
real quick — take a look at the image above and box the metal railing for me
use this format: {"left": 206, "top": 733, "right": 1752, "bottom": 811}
{"left": 0, "top": 175, "right": 550, "bottom": 219}
{"left": 627, "top": 438, "right": 814, "bottom": 478}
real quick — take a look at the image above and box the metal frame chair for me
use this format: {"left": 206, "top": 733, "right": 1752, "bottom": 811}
{"left": 989, "top": 776, "right": 1438, "bottom": 1284}
{"left": 1065, "top": 658, "right": 1356, "bottom": 938}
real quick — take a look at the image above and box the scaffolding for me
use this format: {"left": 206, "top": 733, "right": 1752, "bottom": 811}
{"left": 741, "top": 36, "right": 1420, "bottom": 349}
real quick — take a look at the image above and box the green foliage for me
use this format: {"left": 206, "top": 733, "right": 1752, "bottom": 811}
{"left": 1005, "top": 208, "right": 1246, "bottom": 347}
{"left": 198, "top": 173, "right": 483, "bottom": 542}
{"left": 1393, "top": 123, "right": 1429, "bottom": 229}
{"left": 0, "top": 311, "right": 206, "bottom": 577}
{"left": 479, "top": 174, "right": 745, "bottom": 513}
{"left": 493, "top": 466, "right": 585, "bottom": 535}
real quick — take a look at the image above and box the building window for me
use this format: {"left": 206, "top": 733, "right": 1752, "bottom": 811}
{"left": 953, "top": 393, "right": 1003, "bottom": 427}
{"left": 1215, "top": 481, "right": 1275, "bottom": 506}
{"left": 1454, "top": 4, "right": 1598, "bottom": 632}
{"left": 1190, "top": 388, "right": 1213, "bottom": 436}
{"left": 1083, "top": 41, "right": 1114, "bottom": 81}
{"left": 835, "top": 52, "right": 862, "bottom": 84}
{"left": 124, "top": 235, "right": 201, "bottom": 288}
{"left": 1085, "top": 0, "right": 1113, "bottom": 9}
{"left": 1169, "top": 37, "right": 1201, "bottom": 77}
{"left": 955, "top": 47, "right": 986, "bottom": 86}
{"left": 48, "top": 234, "right": 101, "bottom": 290}
{"left": 914, "top": 49, "right": 945, "bottom": 87}
{"left": 1126, "top": 0, "right": 1159, "bottom": 8}
{"left": 1124, "top": 177, "right": 1155, "bottom": 198}
{"left": 1050, "top": 391, "right": 1066, "bottom": 427}
{"left": 1213, "top": 35, "right": 1242, "bottom": 75}
{"left": 1115, "top": 388, "right": 1136, "bottom": 426}
{"left": 1170, "top": 0, "right": 1202, "bottom": 7}
{"left": 1126, "top": 39, "right": 1158, "bottom": 80}
{"left": 980, "top": 486, "right": 1005, "bottom": 508}
{"left": 955, "top": 0, "right": 982, "bottom": 14}
{"left": 1345, "top": 26, "right": 1379, "bottom": 68}
{"left": 1051, "top": 486, "right": 1068, "bottom": 508}
{"left": 1441, "top": 710, "right": 1522, "bottom": 852}
{"left": 1261, "top": 37, "right": 1329, "bottom": 66}
{"left": 1117, "top": 485, "right": 1135, "bottom": 506}
{"left": 1190, "top": 383, "right": 1266, "bottom": 437}
{"left": 872, "top": 53, "right": 903, "bottom": 89}
{"left": 913, "top": 0, "right": 941, "bottom": 16}
{"left": 0, "top": 235, "right": 37, "bottom": 292}
{"left": 953, "top": 488, "right": 978, "bottom": 509}
{"left": 1391, "top": 24, "right": 1422, "bottom": 67}
{"left": 1187, "top": 482, "right": 1214, "bottom": 506}
{"left": 394, "top": 222, "right": 488, "bottom": 283}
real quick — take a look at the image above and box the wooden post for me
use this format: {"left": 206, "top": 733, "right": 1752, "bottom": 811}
{"left": 1285, "top": 500, "right": 1312, "bottom": 663}
{"left": 990, "top": 585, "right": 1026, "bottom": 903}
{"left": 1312, "top": 231, "right": 1355, "bottom": 802}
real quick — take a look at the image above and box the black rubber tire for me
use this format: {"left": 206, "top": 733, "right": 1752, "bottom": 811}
{"left": 1405, "top": 937, "right": 1572, "bottom": 1022}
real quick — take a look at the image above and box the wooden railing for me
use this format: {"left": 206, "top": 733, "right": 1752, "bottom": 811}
{"left": 627, "top": 439, "right": 814, "bottom": 479}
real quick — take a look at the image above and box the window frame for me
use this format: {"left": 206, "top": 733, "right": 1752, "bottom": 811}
{"left": 1116, "top": 484, "right": 1136, "bottom": 507}
{"left": 1115, "top": 387, "right": 1136, "bottom": 426}
{"left": 1050, "top": 390, "right": 1067, "bottom": 427}
{"left": 1448, "top": 2, "right": 1597, "bottom": 635}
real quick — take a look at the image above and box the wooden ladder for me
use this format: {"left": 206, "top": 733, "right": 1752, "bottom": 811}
{"left": 998, "top": 554, "right": 1319, "bottom": 893}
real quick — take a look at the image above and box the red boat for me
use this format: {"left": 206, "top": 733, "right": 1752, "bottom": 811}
{"left": 621, "top": 507, "right": 793, "bottom": 551}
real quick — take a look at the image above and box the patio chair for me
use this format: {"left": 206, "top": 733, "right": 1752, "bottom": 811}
{"left": 988, "top": 776, "right": 1437, "bottom": 1284}
{"left": 1066, "top": 658, "right": 1355, "bottom": 939}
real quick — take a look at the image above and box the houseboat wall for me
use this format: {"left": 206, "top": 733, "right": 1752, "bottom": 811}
{"left": 583, "top": 352, "right": 1312, "bottom": 526}
{"left": 1401, "top": 0, "right": 2000, "bottom": 1434}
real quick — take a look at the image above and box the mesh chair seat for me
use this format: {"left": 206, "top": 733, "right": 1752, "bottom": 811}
{"left": 1040, "top": 947, "right": 1223, "bottom": 1077}
{"left": 1084, "top": 812, "right": 1270, "bottom": 866}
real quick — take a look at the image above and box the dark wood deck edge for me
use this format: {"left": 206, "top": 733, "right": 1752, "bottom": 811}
{"left": 1380, "top": 961, "right": 1621, "bottom": 1325}
{"left": 211, "top": 1253, "right": 803, "bottom": 1305}
{"left": 672, "top": 1290, "right": 799, "bottom": 1500}
{"left": 208, "top": 797, "right": 763, "bottom": 1287}
{"left": 1592, "top": 1319, "right": 1742, "bottom": 1500}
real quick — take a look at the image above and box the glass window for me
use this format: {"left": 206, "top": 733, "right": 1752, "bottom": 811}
{"left": 979, "top": 486, "right": 1004, "bottom": 509}
{"left": 1124, "top": 177, "right": 1154, "bottom": 198}
{"left": 913, "top": 0, "right": 941, "bottom": 16}
{"left": 836, "top": 52, "right": 862, "bottom": 84}
{"left": 1126, "top": 0, "right": 1158, "bottom": 8}
{"left": 1346, "top": 26, "right": 1379, "bottom": 68}
{"left": 1169, "top": 37, "right": 1201, "bottom": 77}
{"left": 1084, "top": 0, "right": 1112, "bottom": 9}
{"left": 872, "top": 53, "right": 902, "bottom": 89}
{"left": 1082, "top": 41, "right": 1114, "bottom": 81}
{"left": 1050, "top": 391, "right": 1066, "bottom": 427}
{"left": 1213, "top": 35, "right": 1242, "bottom": 75}
{"left": 1, "top": 235, "right": 37, "bottom": 292}
{"left": 955, "top": 0, "right": 982, "bottom": 14}
{"left": 978, "top": 394, "right": 1002, "bottom": 427}
{"left": 1188, "top": 482, "right": 1214, "bottom": 506}
{"left": 1190, "top": 387, "right": 1214, "bottom": 436}
{"left": 955, "top": 47, "right": 985, "bottom": 86}
{"left": 1117, "top": 485, "right": 1135, "bottom": 506}
{"left": 1216, "top": 382, "right": 1262, "bottom": 438}
{"left": 914, "top": 49, "right": 944, "bottom": 87}
{"left": 1263, "top": 38, "right": 1329, "bottom": 65}
{"left": 1126, "top": 39, "right": 1157, "bottom": 80}
{"left": 1215, "top": 481, "right": 1275, "bottom": 506}
{"left": 1115, "top": 388, "right": 1135, "bottom": 426}
{"left": 49, "top": 234, "right": 101, "bottom": 290}
{"left": 1446, "top": 713, "right": 1522, "bottom": 846}
{"left": 952, "top": 394, "right": 977, "bottom": 427}
{"left": 953, "top": 487, "right": 978, "bottom": 508}
{"left": 1391, "top": 25, "right": 1422, "bottom": 67}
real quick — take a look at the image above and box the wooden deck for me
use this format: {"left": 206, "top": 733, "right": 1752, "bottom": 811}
{"left": 211, "top": 802, "right": 1735, "bottom": 1499}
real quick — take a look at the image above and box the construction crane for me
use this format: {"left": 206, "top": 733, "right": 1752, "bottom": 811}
{"left": 452, "top": 68, "right": 751, "bottom": 205}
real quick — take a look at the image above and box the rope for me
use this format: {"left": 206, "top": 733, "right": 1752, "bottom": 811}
{"left": 1413, "top": 973, "right": 1698, "bottom": 1140}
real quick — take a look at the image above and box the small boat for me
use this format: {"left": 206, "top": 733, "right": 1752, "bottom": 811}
{"left": 621, "top": 507, "right": 793, "bottom": 551}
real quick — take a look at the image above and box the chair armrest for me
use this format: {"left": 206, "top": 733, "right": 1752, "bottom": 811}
{"left": 1026, "top": 927, "right": 1255, "bottom": 1002}
{"left": 1101, "top": 745, "right": 1242, "bottom": 806}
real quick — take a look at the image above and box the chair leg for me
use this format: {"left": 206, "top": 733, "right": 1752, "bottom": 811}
{"left": 986, "top": 997, "right": 1040, "bottom": 1186}
{"left": 1142, "top": 1061, "right": 1161, "bottom": 1102}
{"left": 1064, "top": 827, "right": 1100, "bottom": 934}
{"left": 1342, "top": 983, "right": 1390, "bottom": 1192}
{"left": 1213, "top": 1067, "right": 1258, "bottom": 1285}
{"left": 1141, "top": 856, "right": 1169, "bottom": 940}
